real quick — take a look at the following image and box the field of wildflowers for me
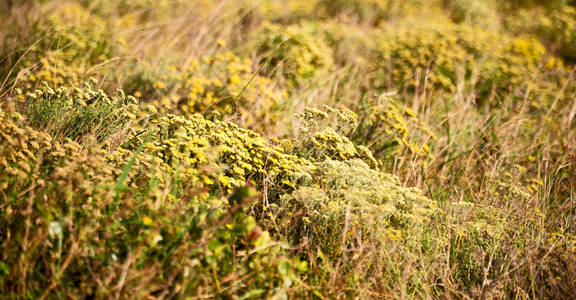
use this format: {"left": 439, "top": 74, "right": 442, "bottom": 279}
{"left": 1, "top": 0, "right": 575, "bottom": 298}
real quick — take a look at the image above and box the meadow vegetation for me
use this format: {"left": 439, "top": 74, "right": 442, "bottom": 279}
{"left": 1, "top": 0, "right": 575, "bottom": 298}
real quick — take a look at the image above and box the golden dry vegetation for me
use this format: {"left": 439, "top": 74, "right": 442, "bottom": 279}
{"left": 1, "top": 0, "right": 575, "bottom": 298}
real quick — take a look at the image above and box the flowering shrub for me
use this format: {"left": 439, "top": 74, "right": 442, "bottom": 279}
{"left": 124, "top": 112, "right": 311, "bottom": 192}
{"left": 2, "top": 0, "right": 576, "bottom": 298}
{"left": 130, "top": 51, "right": 286, "bottom": 130}
{"left": 39, "top": 3, "right": 115, "bottom": 62}
{"left": 521, "top": 5, "right": 576, "bottom": 63}
{"left": 0, "top": 98, "right": 303, "bottom": 299}
{"left": 294, "top": 106, "right": 378, "bottom": 168}
{"left": 17, "top": 54, "right": 92, "bottom": 90}
{"left": 12, "top": 3, "right": 122, "bottom": 91}
{"left": 17, "top": 79, "right": 137, "bottom": 146}
{"left": 354, "top": 96, "right": 436, "bottom": 164}
{"left": 371, "top": 23, "right": 566, "bottom": 105}
{"left": 253, "top": 22, "right": 334, "bottom": 85}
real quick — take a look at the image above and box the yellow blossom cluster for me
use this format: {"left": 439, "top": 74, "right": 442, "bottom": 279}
{"left": 140, "top": 52, "right": 286, "bottom": 130}
{"left": 354, "top": 96, "right": 436, "bottom": 163}
{"left": 18, "top": 80, "right": 138, "bottom": 145}
{"left": 15, "top": 2, "right": 121, "bottom": 91}
{"left": 295, "top": 106, "right": 379, "bottom": 168}
{"left": 509, "top": 4, "right": 576, "bottom": 63}
{"left": 17, "top": 54, "right": 91, "bottom": 91}
{"left": 371, "top": 22, "right": 567, "bottom": 105}
{"left": 39, "top": 3, "right": 115, "bottom": 61}
{"left": 124, "top": 113, "right": 313, "bottom": 192}
{"left": 253, "top": 22, "right": 334, "bottom": 84}
{"left": 0, "top": 108, "right": 128, "bottom": 198}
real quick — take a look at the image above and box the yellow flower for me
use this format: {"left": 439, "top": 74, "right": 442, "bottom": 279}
{"left": 154, "top": 81, "right": 165, "bottom": 89}
{"left": 143, "top": 216, "right": 154, "bottom": 226}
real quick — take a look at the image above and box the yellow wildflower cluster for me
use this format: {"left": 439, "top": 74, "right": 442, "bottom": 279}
{"left": 371, "top": 22, "right": 566, "bottom": 104}
{"left": 38, "top": 3, "right": 115, "bottom": 62}
{"left": 15, "top": 2, "right": 121, "bottom": 90}
{"left": 0, "top": 108, "right": 133, "bottom": 198}
{"left": 536, "top": 5, "right": 576, "bottom": 63}
{"left": 125, "top": 113, "right": 312, "bottom": 192}
{"left": 295, "top": 106, "right": 378, "bottom": 168}
{"left": 547, "top": 232, "right": 576, "bottom": 253}
{"left": 490, "top": 164, "right": 545, "bottom": 202}
{"left": 355, "top": 96, "right": 436, "bottom": 163}
{"left": 19, "top": 80, "right": 138, "bottom": 146}
{"left": 141, "top": 52, "right": 285, "bottom": 130}
{"left": 508, "top": 4, "right": 576, "bottom": 63}
{"left": 254, "top": 22, "right": 334, "bottom": 84}
{"left": 17, "top": 54, "right": 90, "bottom": 90}
{"left": 0, "top": 110, "right": 51, "bottom": 184}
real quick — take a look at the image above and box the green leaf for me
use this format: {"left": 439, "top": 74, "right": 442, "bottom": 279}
{"left": 239, "top": 289, "right": 265, "bottom": 300}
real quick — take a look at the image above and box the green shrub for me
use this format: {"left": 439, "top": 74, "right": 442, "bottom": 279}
{"left": 273, "top": 159, "right": 438, "bottom": 258}
{"left": 354, "top": 96, "right": 436, "bottom": 165}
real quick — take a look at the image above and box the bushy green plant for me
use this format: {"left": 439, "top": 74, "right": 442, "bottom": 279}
{"left": 272, "top": 159, "right": 438, "bottom": 257}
